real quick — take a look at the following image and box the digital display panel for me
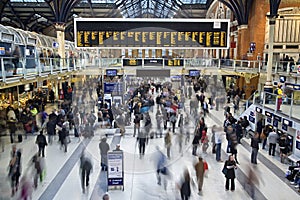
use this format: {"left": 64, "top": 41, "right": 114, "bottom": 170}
{"left": 189, "top": 70, "right": 200, "bottom": 77}
{"left": 106, "top": 69, "right": 117, "bottom": 76}
{"left": 75, "top": 18, "right": 230, "bottom": 49}
{"left": 164, "top": 59, "right": 184, "bottom": 67}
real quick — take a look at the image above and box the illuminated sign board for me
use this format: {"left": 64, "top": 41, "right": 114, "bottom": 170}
{"left": 74, "top": 18, "right": 230, "bottom": 49}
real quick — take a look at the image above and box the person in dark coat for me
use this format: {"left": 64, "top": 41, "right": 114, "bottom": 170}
{"left": 224, "top": 155, "right": 237, "bottom": 191}
{"left": 99, "top": 137, "right": 110, "bottom": 171}
{"left": 46, "top": 117, "right": 56, "bottom": 145}
{"left": 49, "top": 89, "right": 55, "bottom": 104}
{"left": 179, "top": 169, "right": 192, "bottom": 200}
{"left": 36, "top": 131, "right": 47, "bottom": 157}
{"left": 80, "top": 151, "right": 93, "bottom": 193}
{"left": 256, "top": 119, "right": 263, "bottom": 141}
{"left": 251, "top": 133, "right": 260, "bottom": 164}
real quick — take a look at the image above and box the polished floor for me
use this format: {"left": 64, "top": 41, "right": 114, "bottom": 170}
{"left": 0, "top": 98, "right": 299, "bottom": 200}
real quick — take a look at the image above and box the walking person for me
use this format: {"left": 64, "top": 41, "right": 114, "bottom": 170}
{"left": 133, "top": 114, "right": 140, "bottom": 137}
{"left": 211, "top": 125, "right": 217, "bottom": 154}
{"left": 268, "top": 129, "right": 278, "bottom": 156}
{"left": 177, "top": 169, "right": 192, "bottom": 200}
{"left": 201, "top": 127, "right": 209, "bottom": 154}
{"left": 155, "top": 146, "right": 169, "bottom": 190}
{"left": 164, "top": 130, "right": 172, "bottom": 159}
{"left": 36, "top": 131, "right": 47, "bottom": 157}
{"left": 169, "top": 113, "right": 177, "bottom": 133}
{"left": 224, "top": 155, "right": 237, "bottom": 191}
{"left": 137, "top": 130, "right": 147, "bottom": 159}
{"left": 194, "top": 157, "right": 207, "bottom": 195}
{"left": 99, "top": 137, "right": 110, "bottom": 171}
{"left": 8, "top": 147, "right": 22, "bottom": 197}
{"left": 80, "top": 151, "right": 93, "bottom": 193}
{"left": 251, "top": 133, "right": 260, "bottom": 164}
{"left": 155, "top": 110, "right": 163, "bottom": 138}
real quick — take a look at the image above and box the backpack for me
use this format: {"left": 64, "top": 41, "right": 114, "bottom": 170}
{"left": 274, "top": 89, "right": 278, "bottom": 95}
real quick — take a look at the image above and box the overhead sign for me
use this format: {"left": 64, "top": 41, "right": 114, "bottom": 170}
{"left": 74, "top": 18, "right": 230, "bottom": 49}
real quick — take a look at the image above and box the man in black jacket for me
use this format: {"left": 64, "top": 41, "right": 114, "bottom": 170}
{"left": 36, "top": 131, "right": 47, "bottom": 157}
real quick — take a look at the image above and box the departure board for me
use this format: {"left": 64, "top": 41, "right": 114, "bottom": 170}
{"left": 75, "top": 18, "right": 230, "bottom": 49}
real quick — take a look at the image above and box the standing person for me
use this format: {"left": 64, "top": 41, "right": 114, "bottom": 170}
{"left": 278, "top": 134, "right": 288, "bottom": 163}
{"left": 49, "top": 89, "right": 55, "bottom": 104}
{"left": 251, "top": 133, "right": 260, "bottom": 164}
{"left": 36, "top": 131, "right": 47, "bottom": 157}
{"left": 80, "top": 151, "right": 93, "bottom": 193}
{"left": 276, "top": 84, "right": 284, "bottom": 111}
{"left": 268, "top": 129, "right": 278, "bottom": 156}
{"left": 256, "top": 119, "right": 263, "bottom": 142}
{"left": 7, "top": 107, "right": 17, "bottom": 143}
{"left": 46, "top": 116, "right": 56, "bottom": 145}
{"left": 215, "top": 128, "right": 225, "bottom": 162}
{"left": 224, "top": 155, "right": 237, "bottom": 191}
{"left": 194, "top": 157, "right": 206, "bottom": 195}
{"left": 164, "top": 130, "right": 172, "bottom": 159}
{"left": 99, "top": 137, "right": 110, "bottom": 171}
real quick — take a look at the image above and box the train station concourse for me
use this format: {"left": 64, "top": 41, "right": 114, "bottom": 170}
{"left": 0, "top": 0, "right": 300, "bottom": 200}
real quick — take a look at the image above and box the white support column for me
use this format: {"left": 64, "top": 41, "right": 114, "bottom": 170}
{"left": 55, "top": 24, "right": 66, "bottom": 68}
{"left": 265, "top": 17, "right": 276, "bottom": 89}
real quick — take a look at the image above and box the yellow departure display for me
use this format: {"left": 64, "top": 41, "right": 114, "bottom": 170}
{"left": 75, "top": 18, "right": 230, "bottom": 49}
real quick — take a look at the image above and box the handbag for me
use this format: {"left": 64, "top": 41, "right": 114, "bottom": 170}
{"left": 222, "top": 167, "right": 227, "bottom": 176}
{"left": 222, "top": 161, "right": 228, "bottom": 176}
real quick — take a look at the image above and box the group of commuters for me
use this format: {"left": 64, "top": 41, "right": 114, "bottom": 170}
{"left": 3, "top": 72, "right": 297, "bottom": 199}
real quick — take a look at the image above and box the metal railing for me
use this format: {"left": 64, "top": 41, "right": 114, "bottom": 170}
{"left": 0, "top": 56, "right": 89, "bottom": 83}
{"left": 1, "top": 56, "right": 299, "bottom": 83}
{"left": 246, "top": 90, "right": 300, "bottom": 120}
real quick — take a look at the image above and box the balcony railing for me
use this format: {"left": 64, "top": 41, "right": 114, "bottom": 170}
{"left": 0, "top": 56, "right": 91, "bottom": 83}
{"left": 246, "top": 90, "right": 300, "bottom": 121}
{"left": 1, "top": 56, "right": 299, "bottom": 83}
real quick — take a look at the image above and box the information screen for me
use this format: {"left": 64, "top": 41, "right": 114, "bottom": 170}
{"left": 75, "top": 18, "right": 230, "bottom": 49}
{"left": 189, "top": 70, "right": 200, "bottom": 77}
{"left": 106, "top": 69, "right": 117, "bottom": 76}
